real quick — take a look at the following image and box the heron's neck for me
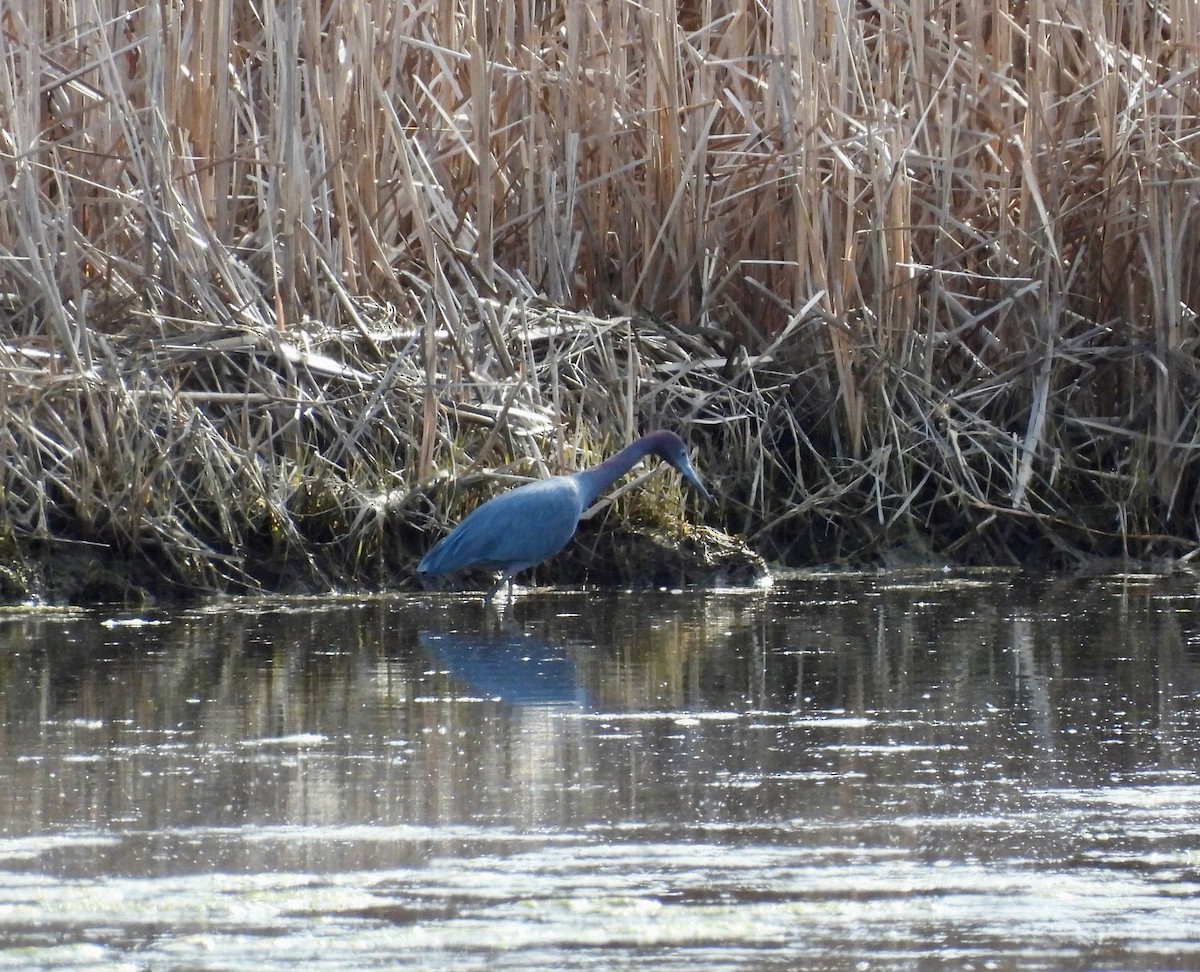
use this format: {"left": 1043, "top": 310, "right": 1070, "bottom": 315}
{"left": 572, "top": 436, "right": 662, "bottom": 508}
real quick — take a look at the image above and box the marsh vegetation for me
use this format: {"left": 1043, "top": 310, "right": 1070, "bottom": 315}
{"left": 2, "top": 1, "right": 1199, "bottom": 599}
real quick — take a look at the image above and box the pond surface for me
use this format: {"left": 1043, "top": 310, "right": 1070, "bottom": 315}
{"left": 2, "top": 570, "right": 1199, "bottom": 970}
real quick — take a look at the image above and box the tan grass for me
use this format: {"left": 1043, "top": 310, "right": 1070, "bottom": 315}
{"left": 2, "top": 0, "right": 1200, "bottom": 596}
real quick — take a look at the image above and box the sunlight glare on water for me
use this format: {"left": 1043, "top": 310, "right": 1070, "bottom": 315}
{"left": 1, "top": 569, "right": 1200, "bottom": 969}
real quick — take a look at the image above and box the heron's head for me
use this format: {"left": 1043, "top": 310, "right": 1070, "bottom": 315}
{"left": 649, "top": 430, "right": 716, "bottom": 505}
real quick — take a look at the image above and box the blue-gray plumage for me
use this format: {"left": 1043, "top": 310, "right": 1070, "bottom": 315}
{"left": 417, "top": 430, "right": 714, "bottom": 597}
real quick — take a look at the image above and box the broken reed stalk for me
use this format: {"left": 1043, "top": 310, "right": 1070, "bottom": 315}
{"left": 1, "top": 0, "right": 1200, "bottom": 599}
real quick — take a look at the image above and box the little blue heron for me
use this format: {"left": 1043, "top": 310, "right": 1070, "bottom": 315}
{"left": 417, "top": 430, "right": 713, "bottom": 598}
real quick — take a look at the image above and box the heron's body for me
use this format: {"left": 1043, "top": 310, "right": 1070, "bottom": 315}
{"left": 417, "top": 430, "right": 712, "bottom": 597}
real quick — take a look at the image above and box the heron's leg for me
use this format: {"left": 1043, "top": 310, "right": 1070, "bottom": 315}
{"left": 485, "top": 569, "right": 517, "bottom": 602}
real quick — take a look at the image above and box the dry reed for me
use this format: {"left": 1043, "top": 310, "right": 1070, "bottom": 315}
{"left": 2, "top": 0, "right": 1200, "bottom": 598}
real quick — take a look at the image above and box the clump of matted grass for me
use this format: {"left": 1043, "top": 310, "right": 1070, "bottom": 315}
{"left": 0, "top": 300, "right": 766, "bottom": 600}
{"left": 2, "top": 1, "right": 1200, "bottom": 600}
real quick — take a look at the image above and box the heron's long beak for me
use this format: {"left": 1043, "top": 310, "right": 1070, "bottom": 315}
{"left": 679, "top": 458, "right": 716, "bottom": 505}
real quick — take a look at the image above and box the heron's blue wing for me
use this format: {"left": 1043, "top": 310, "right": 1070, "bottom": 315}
{"left": 420, "top": 476, "right": 583, "bottom": 575}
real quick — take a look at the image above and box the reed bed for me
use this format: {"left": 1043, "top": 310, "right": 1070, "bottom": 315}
{"left": 2, "top": 0, "right": 1199, "bottom": 598}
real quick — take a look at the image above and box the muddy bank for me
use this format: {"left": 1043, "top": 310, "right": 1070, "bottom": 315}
{"left": 0, "top": 521, "right": 767, "bottom": 607}
{"left": 0, "top": 525, "right": 768, "bottom": 602}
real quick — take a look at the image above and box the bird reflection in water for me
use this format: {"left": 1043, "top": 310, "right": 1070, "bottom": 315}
{"left": 418, "top": 628, "right": 586, "bottom": 707}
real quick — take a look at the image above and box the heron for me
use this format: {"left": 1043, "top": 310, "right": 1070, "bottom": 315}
{"left": 417, "top": 430, "right": 714, "bottom": 598}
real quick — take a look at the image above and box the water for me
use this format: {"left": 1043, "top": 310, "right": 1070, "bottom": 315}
{"left": 1, "top": 569, "right": 1199, "bottom": 970}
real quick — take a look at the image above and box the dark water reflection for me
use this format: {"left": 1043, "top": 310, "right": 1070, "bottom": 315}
{"left": 2, "top": 570, "right": 1200, "bottom": 969}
